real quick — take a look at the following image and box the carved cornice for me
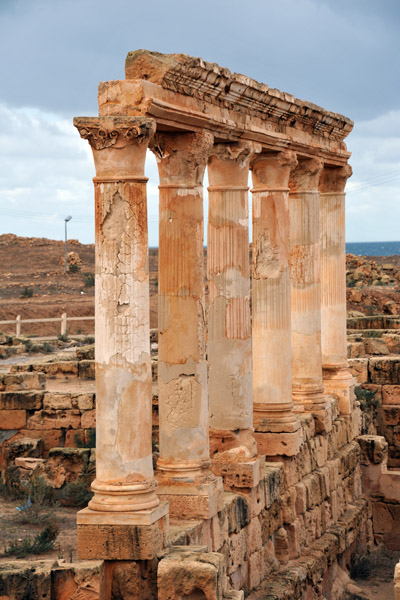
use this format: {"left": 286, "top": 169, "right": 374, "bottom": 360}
{"left": 125, "top": 51, "right": 353, "bottom": 143}
{"left": 73, "top": 116, "right": 155, "bottom": 150}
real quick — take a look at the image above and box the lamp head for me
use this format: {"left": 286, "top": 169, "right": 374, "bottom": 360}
{"left": 65, "top": 215, "right": 72, "bottom": 222}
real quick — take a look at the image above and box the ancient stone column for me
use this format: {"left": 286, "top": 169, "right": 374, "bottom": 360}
{"left": 289, "top": 157, "right": 332, "bottom": 432}
{"left": 207, "top": 142, "right": 257, "bottom": 458}
{"left": 151, "top": 131, "right": 223, "bottom": 519}
{"left": 320, "top": 164, "right": 355, "bottom": 415}
{"left": 251, "top": 151, "right": 302, "bottom": 456}
{"left": 73, "top": 116, "right": 168, "bottom": 560}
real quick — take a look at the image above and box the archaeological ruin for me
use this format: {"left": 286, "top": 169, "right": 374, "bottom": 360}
{"left": 2, "top": 50, "right": 400, "bottom": 599}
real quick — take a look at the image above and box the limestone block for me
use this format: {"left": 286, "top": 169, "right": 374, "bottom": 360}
{"left": 81, "top": 409, "right": 96, "bottom": 429}
{"left": 0, "top": 409, "right": 26, "bottom": 429}
{"left": 27, "top": 409, "right": 81, "bottom": 430}
{"left": 52, "top": 561, "right": 101, "bottom": 600}
{"left": 260, "top": 500, "right": 282, "bottom": 543}
{"left": 287, "top": 519, "right": 302, "bottom": 559}
{"left": 295, "top": 481, "right": 307, "bottom": 515}
{"left": 383, "top": 385, "right": 400, "bottom": 405}
{"left": 229, "top": 562, "right": 248, "bottom": 594}
{"left": 0, "top": 372, "right": 45, "bottom": 391}
{"left": 365, "top": 338, "right": 390, "bottom": 356}
{"left": 19, "top": 428, "right": 64, "bottom": 452}
{"left": 245, "top": 517, "right": 262, "bottom": 554}
{"left": 78, "top": 360, "right": 95, "bottom": 380}
{"left": 383, "top": 406, "right": 400, "bottom": 426}
{"left": 224, "top": 493, "right": 250, "bottom": 535}
{"left": 211, "top": 511, "right": 229, "bottom": 551}
{"left": 0, "top": 560, "right": 52, "bottom": 600}
{"left": 0, "top": 391, "right": 43, "bottom": 410}
{"left": 234, "top": 481, "right": 265, "bottom": 518}
{"left": 77, "top": 506, "right": 169, "bottom": 560}
{"left": 347, "top": 340, "right": 366, "bottom": 359}
{"left": 158, "top": 550, "right": 226, "bottom": 600}
{"left": 72, "top": 393, "right": 95, "bottom": 410}
{"left": 281, "top": 487, "right": 297, "bottom": 524}
{"left": 369, "top": 357, "right": 400, "bottom": 384}
{"left": 274, "top": 527, "right": 289, "bottom": 564}
{"left": 100, "top": 559, "right": 157, "bottom": 600}
{"left": 211, "top": 455, "right": 262, "bottom": 489}
{"left": 248, "top": 548, "right": 263, "bottom": 590}
{"left": 348, "top": 358, "right": 369, "bottom": 383}
{"left": 263, "top": 462, "right": 283, "bottom": 508}
{"left": 227, "top": 528, "right": 247, "bottom": 575}
{"left": 157, "top": 476, "right": 224, "bottom": 520}
{"left": 43, "top": 393, "right": 73, "bottom": 410}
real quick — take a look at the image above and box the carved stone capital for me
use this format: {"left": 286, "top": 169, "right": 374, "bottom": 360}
{"left": 208, "top": 142, "right": 261, "bottom": 187}
{"left": 251, "top": 150, "right": 298, "bottom": 190}
{"left": 151, "top": 130, "right": 214, "bottom": 186}
{"left": 319, "top": 163, "right": 352, "bottom": 194}
{"left": 73, "top": 116, "right": 156, "bottom": 150}
{"left": 73, "top": 116, "right": 156, "bottom": 179}
{"left": 289, "top": 156, "right": 324, "bottom": 192}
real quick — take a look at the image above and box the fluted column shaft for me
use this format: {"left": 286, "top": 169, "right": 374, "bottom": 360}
{"left": 207, "top": 143, "right": 257, "bottom": 457}
{"left": 289, "top": 158, "right": 329, "bottom": 427}
{"left": 151, "top": 131, "right": 223, "bottom": 518}
{"left": 74, "top": 116, "right": 158, "bottom": 512}
{"left": 320, "top": 164, "right": 355, "bottom": 414}
{"left": 251, "top": 151, "right": 301, "bottom": 456}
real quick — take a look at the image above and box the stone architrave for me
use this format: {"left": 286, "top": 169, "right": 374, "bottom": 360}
{"left": 320, "top": 164, "right": 356, "bottom": 415}
{"left": 151, "top": 131, "right": 223, "bottom": 519}
{"left": 207, "top": 142, "right": 258, "bottom": 458}
{"left": 251, "top": 151, "right": 302, "bottom": 456}
{"left": 289, "top": 157, "right": 332, "bottom": 433}
{"left": 73, "top": 116, "right": 168, "bottom": 560}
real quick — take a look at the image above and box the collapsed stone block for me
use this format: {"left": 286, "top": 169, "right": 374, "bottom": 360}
{"left": 158, "top": 549, "right": 226, "bottom": 600}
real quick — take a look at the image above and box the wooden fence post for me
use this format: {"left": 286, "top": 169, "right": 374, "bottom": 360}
{"left": 61, "top": 313, "right": 67, "bottom": 336}
{"left": 16, "top": 315, "right": 21, "bottom": 337}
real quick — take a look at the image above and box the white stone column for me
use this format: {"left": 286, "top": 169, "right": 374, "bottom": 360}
{"left": 151, "top": 131, "right": 223, "bottom": 519}
{"left": 207, "top": 143, "right": 257, "bottom": 458}
{"left": 251, "top": 151, "right": 302, "bottom": 456}
{"left": 289, "top": 157, "right": 332, "bottom": 433}
{"left": 320, "top": 164, "right": 355, "bottom": 414}
{"left": 73, "top": 116, "right": 168, "bottom": 561}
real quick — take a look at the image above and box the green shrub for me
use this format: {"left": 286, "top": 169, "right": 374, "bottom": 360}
{"left": 74, "top": 428, "right": 96, "bottom": 449}
{"left": 84, "top": 273, "right": 95, "bottom": 287}
{"left": 355, "top": 386, "right": 380, "bottom": 411}
{"left": 61, "top": 456, "right": 93, "bottom": 507}
{"left": 350, "top": 553, "right": 371, "bottom": 579}
{"left": 4, "top": 522, "right": 59, "bottom": 558}
{"left": 20, "top": 287, "right": 33, "bottom": 298}
{"left": 58, "top": 332, "right": 69, "bottom": 342}
{"left": 68, "top": 263, "right": 80, "bottom": 273}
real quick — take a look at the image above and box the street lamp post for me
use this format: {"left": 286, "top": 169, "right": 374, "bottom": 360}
{"left": 64, "top": 216, "right": 72, "bottom": 273}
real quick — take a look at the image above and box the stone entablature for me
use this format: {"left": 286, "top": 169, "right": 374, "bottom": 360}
{"left": 99, "top": 51, "right": 352, "bottom": 166}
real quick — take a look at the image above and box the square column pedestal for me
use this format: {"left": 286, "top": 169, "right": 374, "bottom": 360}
{"left": 77, "top": 503, "right": 169, "bottom": 560}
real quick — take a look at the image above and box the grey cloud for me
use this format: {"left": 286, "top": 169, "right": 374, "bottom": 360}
{"left": 0, "top": 0, "right": 398, "bottom": 121}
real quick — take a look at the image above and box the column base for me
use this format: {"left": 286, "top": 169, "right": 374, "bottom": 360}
{"left": 76, "top": 502, "right": 169, "bottom": 560}
{"left": 254, "top": 429, "right": 303, "bottom": 457}
{"left": 323, "top": 366, "right": 356, "bottom": 415}
{"left": 88, "top": 478, "right": 160, "bottom": 512}
{"left": 211, "top": 450, "right": 265, "bottom": 488}
{"left": 156, "top": 472, "right": 224, "bottom": 519}
{"left": 292, "top": 384, "right": 333, "bottom": 433}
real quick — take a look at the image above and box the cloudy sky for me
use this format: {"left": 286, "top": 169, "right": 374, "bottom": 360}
{"left": 0, "top": 0, "right": 399, "bottom": 245}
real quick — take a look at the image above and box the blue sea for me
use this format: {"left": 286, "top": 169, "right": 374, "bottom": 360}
{"left": 346, "top": 241, "right": 400, "bottom": 256}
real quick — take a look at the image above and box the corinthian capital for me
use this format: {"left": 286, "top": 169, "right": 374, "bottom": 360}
{"left": 151, "top": 130, "right": 214, "bottom": 186}
{"left": 289, "top": 157, "right": 324, "bottom": 192}
{"left": 319, "top": 163, "right": 352, "bottom": 193}
{"left": 73, "top": 116, "right": 156, "bottom": 150}
{"left": 73, "top": 116, "right": 156, "bottom": 179}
